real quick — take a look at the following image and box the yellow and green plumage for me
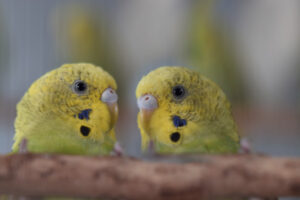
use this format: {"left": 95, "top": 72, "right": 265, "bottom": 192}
{"left": 136, "top": 66, "right": 239, "bottom": 154}
{"left": 13, "top": 63, "right": 118, "bottom": 155}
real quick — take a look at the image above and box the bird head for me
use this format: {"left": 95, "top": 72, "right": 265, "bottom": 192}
{"left": 136, "top": 66, "right": 239, "bottom": 154}
{"left": 14, "top": 63, "right": 118, "bottom": 154}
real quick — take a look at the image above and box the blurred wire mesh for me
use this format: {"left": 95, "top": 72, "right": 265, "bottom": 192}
{"left": 0, "top": 0, "right": 299, "bottom": 158}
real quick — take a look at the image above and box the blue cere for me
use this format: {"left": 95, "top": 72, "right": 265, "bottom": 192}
{"left": 172, "top": 115, "right": 187, "bottom": 127}
{"left": 78, "top": 109, "right": 92, "bottom": 120}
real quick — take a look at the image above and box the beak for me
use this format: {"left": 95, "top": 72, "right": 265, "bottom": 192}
{"left": 101, "top": 88, "right": 119, "bottom": 131}
{"left": 107, "top": 102, "right": 118, "bottom": 130}
{"left": 137, "top": 94, "right": 158, "bottom": 136}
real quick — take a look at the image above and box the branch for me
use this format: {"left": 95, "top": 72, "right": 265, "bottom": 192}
{"left": 0, "top": 154, "right": 300, "bottom": 199}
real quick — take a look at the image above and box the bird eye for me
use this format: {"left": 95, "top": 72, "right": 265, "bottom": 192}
{"left": 72, "top": 80, "right": 88, "bottom": 95}
{"left": 170, "top": 132, "right": 181, "bottom": 143}
{"left": 172, "top": 85, "right": 186, "bottom": 100}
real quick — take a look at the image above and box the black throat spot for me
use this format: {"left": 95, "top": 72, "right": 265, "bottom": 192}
{"left": 80, "top": 126, "right": 91, "bottom": 136}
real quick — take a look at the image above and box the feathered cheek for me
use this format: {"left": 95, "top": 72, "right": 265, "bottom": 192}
{"left": 168, "top": 115, "right": 187, "bottom": 144}
{"left": 72, "top": 102, "right": 112, "bottom": 139}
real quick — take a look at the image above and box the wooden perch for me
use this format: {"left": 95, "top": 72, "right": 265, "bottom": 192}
{"left": 0, "top": 154, "right": 300, "bottom": 199}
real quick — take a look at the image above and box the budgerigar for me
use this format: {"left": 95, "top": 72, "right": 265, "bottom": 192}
{"left": 136, "top": 66, "right": 239, "bottom": 154}
{"left": 12, "top": 63, "right": 118, "bottom": 155}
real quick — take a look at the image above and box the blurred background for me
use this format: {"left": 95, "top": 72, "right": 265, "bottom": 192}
{"left": 0, "top": 0, "right": 300, "bottom": 159}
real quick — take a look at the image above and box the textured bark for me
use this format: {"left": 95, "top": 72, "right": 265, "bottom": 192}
{"left": 0, "top": 154, "right": 299, "bottom": 199}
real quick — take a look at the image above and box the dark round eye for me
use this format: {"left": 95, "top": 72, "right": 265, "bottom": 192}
{"left": 170, "top": 132, "right": 181, "bottom": 142}
{"left": 172, "top": 85, "right": 185, "bottom": 99}
{"left": 80, "top": 125, "right": 90, "bottom": 136}
{"left": 72, "top": 80, "right": 87, "bottom": 95}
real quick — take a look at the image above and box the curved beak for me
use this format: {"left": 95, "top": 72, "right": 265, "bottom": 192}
{"left": 107, "top": 102, "right": 118, "bottom": 130}
{"left": 101, "top": 88, "right": 119, "bottom": 131}
{"left": 137, "top": 94, "right": 158, "bottom": 136}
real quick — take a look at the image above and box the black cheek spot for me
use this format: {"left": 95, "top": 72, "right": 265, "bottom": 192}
{"left": 80, "top": 126, "right": 91, "bottom": 136}
{"left": 170, "top": 132, "right": 181, "bottom": 142}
